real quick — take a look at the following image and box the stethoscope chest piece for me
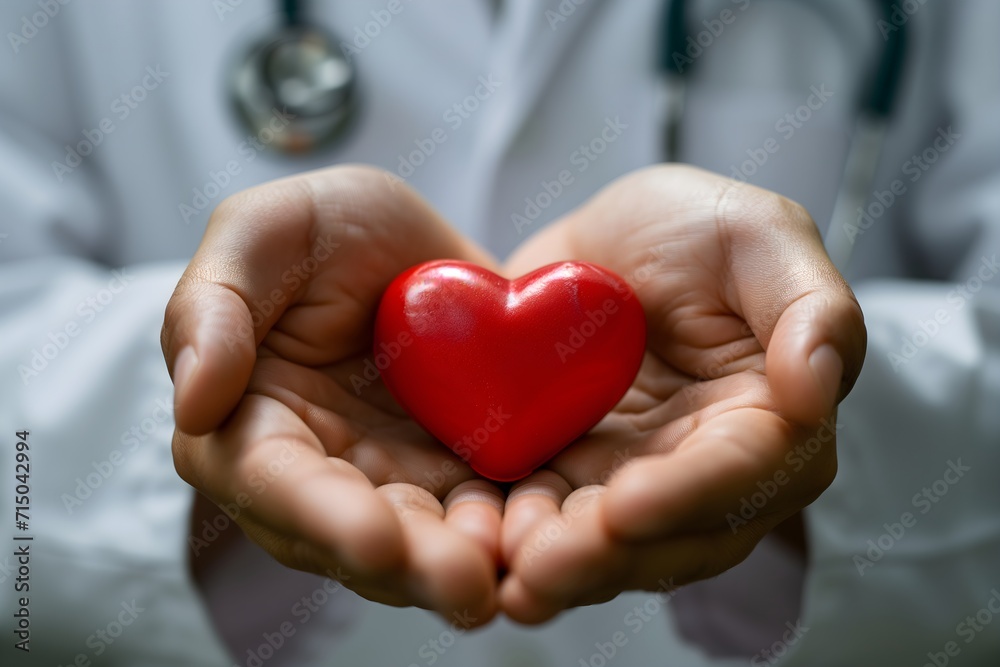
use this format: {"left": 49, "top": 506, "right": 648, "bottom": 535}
{"left": 230, "top": 25, "right": 357, "bottom": 154}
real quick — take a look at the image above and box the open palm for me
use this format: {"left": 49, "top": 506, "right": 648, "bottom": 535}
{"left": 163, "top": 164, "right": 866, "bottom": 626}
{"left": 498, "top": 166, "right": 866, "bottom": 623}
{"left": 163, "top": 166, "right": 503, "bottom": 623}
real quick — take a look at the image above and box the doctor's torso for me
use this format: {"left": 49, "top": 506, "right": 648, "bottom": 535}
{"left": 4, "top": 1, "right": 997, "bottom": 665}
{"left": 2, "top": 0, "right": 941, "bottom": 278}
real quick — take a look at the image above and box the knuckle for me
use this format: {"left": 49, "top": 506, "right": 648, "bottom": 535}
{"left": 206, "top": 191, "right": 244, "bottom": 227}
{"left": 723, "top": 186, "right": 816, "bottom": 237}
{"left": 382, "top": 482, "right": 438, "bottom": 513}
{"left": 319, "top": 163, "right": 409, "bottom": 203}
{"left": 778, "top": 196, "right": 814, "bottom": 230}
{"left": 341, "top": 163, "right": 395, "bottom": 186}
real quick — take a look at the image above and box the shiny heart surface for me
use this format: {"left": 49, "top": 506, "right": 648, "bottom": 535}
{"left": 374, "top": 260, "right": 646, "bottom": 482}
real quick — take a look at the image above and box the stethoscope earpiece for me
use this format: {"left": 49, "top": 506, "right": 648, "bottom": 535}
{"left": 230, "top": 21, "right": 357, "bottom": 155}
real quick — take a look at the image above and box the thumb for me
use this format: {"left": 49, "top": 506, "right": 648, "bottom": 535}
{"left": 161, "top": 281, "right": 259, "bottom": 435}
{"left": 765, "top": 290, "right": 866, "bottom": 425}
{"left": 723, "top": 188, "right": 867, "bottom": 424}
{"left": 161, "top": 176, "right": 320, "bottom": 435}
{"left": 162, "top": 165, "right": 500, "bottom": 434}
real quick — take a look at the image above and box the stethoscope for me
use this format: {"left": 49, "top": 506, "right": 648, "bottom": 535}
{"left": 230, "top": 0, "right": 907, "bottom": 269}
{"left": 659, "top": 0, "right": 907, "bottom": 270}
{"left": 229, "top": 0, "right": 357, "bottom": 154}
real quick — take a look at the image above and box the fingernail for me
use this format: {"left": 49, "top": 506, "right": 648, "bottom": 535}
{"left": 173, "top": 346, "right": 199, "bottom": 408}
{"left": 808, "top": 344, "right": 842, "bottom": 412}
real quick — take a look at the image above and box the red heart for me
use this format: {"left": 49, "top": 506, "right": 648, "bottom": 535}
{"left": 374, "top": 260, "right": 646, "bottom": 481}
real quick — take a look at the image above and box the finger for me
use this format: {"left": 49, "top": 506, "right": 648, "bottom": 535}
{"left": 379, "top": 484, "right": 498, "bottom": 625}
{"left": 173, "top": 395, "right": 407, "bottom": 576}
{"left": 712, "top": 182, "right": 866, "bottom": 422}
{"left": 499, "top": 533, "right": 720, "bottom": 624}
{"left": 500, "top": 471, "right": 572, "bottom": 567}
{"left": 162, "top": 165, "right": 498, "bottom": 434}
{"left": 543, "top": 528, "right": 762, "bottom": 607}
{"left": 502, "top": 507, "right": 767, "bottom": 625}
{"left": 230, "top": 480, "right": 499, "bottom": 621}
{"left": 161, "top": 176, "right": 318, "bottom": 434}
{"left": 602, "top": 408, "right": 836, "bottom": 541}
{"left": 444, "top": 480, "right": 506, "bottom": 566}
{"left": 541, "top": 165, "right": 867, "bottom": 425}
{"left": 500, "top": 487, "right": 615, "bottom": 624}
{"left": 229, "top": 518, "right": 417, "bottom": 608}
{"left": 497, "top": 573, "right": 566, "bottom": 625}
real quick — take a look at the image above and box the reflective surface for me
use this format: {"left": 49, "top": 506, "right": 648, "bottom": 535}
{"left": 230, "top": 26, "right": 357, "bottom": 154}
{"left": 375, "top": 260, "right": 647, "bottom": 481}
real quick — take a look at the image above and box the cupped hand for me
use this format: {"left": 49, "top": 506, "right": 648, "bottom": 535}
{"left": 497, "top": 165, "right": 867, "bottom": 623}
{"left": 161, "top": 166, "right": 503, "bottom": 625}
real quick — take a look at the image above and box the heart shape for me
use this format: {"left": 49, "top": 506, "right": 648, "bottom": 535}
{"left": 374, "top": 260, "right": 646, "bottom": 481}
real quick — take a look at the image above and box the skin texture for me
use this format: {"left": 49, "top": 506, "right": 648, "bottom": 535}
{"left": 374, "top": 260, "right": 646, "bottom": 482}
{"left": 498, "top": 166, "right": 865, "bottom": 622}
{"left": 163, "top": 166, "right": 506, "bottom": 625}
{"left": 162, "top": 164, "right": 866, "bottom": 626}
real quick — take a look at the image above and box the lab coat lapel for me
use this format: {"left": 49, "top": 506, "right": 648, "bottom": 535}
{"left": 463, "top": 0, "right": 604, "bottom": 235}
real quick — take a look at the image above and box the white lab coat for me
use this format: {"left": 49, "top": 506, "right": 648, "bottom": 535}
{"left": 1, "top": 1, "right": 998, "bottom": 665}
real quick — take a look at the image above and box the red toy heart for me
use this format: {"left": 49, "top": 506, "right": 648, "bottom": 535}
{"left": 374, "top": 260, "right": 646, "bottom": 481}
